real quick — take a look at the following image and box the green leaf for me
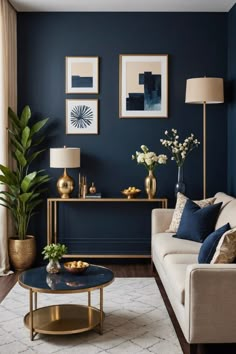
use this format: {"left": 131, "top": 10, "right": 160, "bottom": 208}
{"left": 20, "top": 105, "right": 31, "bottom": 127}
{"left": 26, "top": 138, "right": 32, "bottom": 149}
{"left": 31, "top": 136, "right": 45, "bottom": 147}
{"left": 0, "top": 175, "right": 12, "bottom": 186}
{"left": 30, "top": 118, "right": 49, "bottom": 137}
{"left": 26, "top": 199, "right": 43, "bottom": 212}
{"left": 0, "top": 203, "right": 12, "bottom": 212}
{"left": 21, "top": 172, "right": 37, "bottom": 192}
{"left": 0, "top": 164, "right": 18, "bottom": 184}
{"left": 0, "top": 197, "right": 14, "bottom": 208}
{"left": 19, "top": 192, "right": 33, "bottom": 203}
{"left": 9, "top": 133, "right": 25, "bottom": 153}
{"left": 30, "top": 175, "right": 50, "bottom": 189}
{"left": 27, "top": 149, "right": 46, "bottom": 165}
{"left": 28, "top": 192, "right": 40, "bottom": 201}
{"left": 15, "top": 149, "right": 27, "bottom": 167}
{"left": 21, "top": 126, "right": 30, "bottom": 148}
{"left": 8, "top": 107, "right": 21, "bottom": 130}
{"left": 0, "top": 191, "right": 16, "bottom": 201}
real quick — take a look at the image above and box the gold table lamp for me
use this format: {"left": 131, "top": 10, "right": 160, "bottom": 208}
{"left": 50, "top": 146, "right": 80, "bottom": 198}
{"left": 185, "top": 77, "right": 224, "bottom": 199}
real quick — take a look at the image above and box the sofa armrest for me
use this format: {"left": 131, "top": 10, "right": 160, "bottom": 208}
{"left": 151, "top": 208, "right": 174, "bottom": 234}
{"left": 185, "top": 264, "right": 236, "bottom": 343}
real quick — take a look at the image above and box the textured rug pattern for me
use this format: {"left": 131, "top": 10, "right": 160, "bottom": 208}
{"left": 0, "top": 278, "right": 182, "bottom": 354}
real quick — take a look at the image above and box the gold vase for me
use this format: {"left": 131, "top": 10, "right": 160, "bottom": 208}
{"left": 145, "top": 170, "right": 157, "bottom": 199}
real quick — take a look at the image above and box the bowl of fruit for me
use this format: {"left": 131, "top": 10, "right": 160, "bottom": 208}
{"left": 121, "top": 186, "right": 141, "bottom": 199}
{"left": 64, "top": 260, "right": 90, "bottom": 274}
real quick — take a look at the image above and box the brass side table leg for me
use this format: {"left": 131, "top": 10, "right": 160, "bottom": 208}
{"left": 88, "top": 291, "right": 91, "bottom": 307}
{"left": 99, "top": 287, "right": 103, "bottom": 335}
{"left": 29, "top": 289, "right": 34, "bottom": 341}
{"left": 34, "top": 292, "right": 37, "bottom": 310}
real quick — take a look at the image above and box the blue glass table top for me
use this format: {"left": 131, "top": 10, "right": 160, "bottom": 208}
{"left": 19, "top": 264, "right": 114, "bottom": 292}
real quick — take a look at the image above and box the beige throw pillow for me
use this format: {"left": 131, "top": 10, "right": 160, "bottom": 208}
{"left": 166, "top": 192, "right": 215, "bottom": 233}
{"left": 211, "top": 228, "right": 236, "bottom": 264}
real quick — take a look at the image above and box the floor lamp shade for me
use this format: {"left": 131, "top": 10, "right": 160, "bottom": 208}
{"left": 185, "top": 77, "right": 224, "bottom": 199}
{"left": 185, "top": 77, "right": 224, "bottom": 104}
{"left": 50, "top": 147, "right": 80, "bottom": 198}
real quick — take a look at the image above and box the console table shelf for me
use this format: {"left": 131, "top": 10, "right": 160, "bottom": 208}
{"left": 47, "top": 197, "right": 168, "bottom": 259}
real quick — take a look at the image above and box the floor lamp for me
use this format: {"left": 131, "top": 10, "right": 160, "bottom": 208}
{"left": 185, "top": 77, "right": 224, "bottom": 199}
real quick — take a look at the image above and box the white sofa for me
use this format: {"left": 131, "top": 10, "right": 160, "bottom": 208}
{"left": 151, "top": 192, "right": 236, "bottom": 352}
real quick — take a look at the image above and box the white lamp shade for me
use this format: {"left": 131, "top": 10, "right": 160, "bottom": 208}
{"left": 185, "top": 77, "right": 224, "bottom": 104}
{"left": 50, "top": 147, "right": 80, "bottom": 168}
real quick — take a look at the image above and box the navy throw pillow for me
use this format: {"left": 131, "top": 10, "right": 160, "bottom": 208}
{"left": 198, "top": 223, "right": 230, "bottom": 263}
{"left": 174, "top": 199, "right": 222, "bottom": 242}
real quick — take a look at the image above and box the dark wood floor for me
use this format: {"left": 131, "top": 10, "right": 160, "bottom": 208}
{"left": 0, "top": 262, "right": 235, "bottom": 354}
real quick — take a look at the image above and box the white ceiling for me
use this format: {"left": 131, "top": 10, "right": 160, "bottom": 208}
{"left": 9, "top": 0, "right": 236, "bottom": 12}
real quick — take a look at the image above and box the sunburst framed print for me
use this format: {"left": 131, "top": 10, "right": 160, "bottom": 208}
{"left": 65, "top": 56, "right": 99, "bottom": 94}
{"left": 66, "top": 99, "right": 98, "bottom": 135}
{"left": 119, "top": 54, "right": 168, "bottom": 118}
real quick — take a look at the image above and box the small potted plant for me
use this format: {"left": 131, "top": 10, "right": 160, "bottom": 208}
{"left": 42, "top": 243, "right": 68, "bottom": 273}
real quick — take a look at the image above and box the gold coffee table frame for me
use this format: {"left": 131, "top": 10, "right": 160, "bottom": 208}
{"left": 18, "top": 267, "right": 114, "bottom": 341}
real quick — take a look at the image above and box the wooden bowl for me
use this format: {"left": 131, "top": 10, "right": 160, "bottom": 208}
{"left": 121, "top": 189, "right": 141, "bottom": 199}
{"left": 64, "top": 261, "right": 89, "bottom": 274}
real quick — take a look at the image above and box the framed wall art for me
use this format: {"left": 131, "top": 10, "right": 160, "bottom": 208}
{"left": 119, "top": 54, "right": 168, "bottom": 118}
{"left": 65, "top": 56, "right": 99, "bottom": 94}
{"left": 66, "top": 99, "right": 98, "bottom": 135}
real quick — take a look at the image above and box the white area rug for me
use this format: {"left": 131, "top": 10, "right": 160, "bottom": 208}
{"left": 0, "top": 278, "right": 182, "bottom": 354}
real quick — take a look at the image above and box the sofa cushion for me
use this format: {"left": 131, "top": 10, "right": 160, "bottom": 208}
{"left": 162, "top": 261, "right": 188, "bottom": 305}
{"left": 215, "top": 199, "right": 236, "bottom": 230}
{"left": 152, "top": 233, "right": 201, "bottom": 260}
{"left": 198, "top": 223, "right": 230, "bottom": 263}
{"left": 162, "top": 254, "right": 198, "bottom": 305}
{"left": 164, "top": 253, "right": 199, "bottom": 265}
{"left": 213, "top": 192, "right": 235, "bottom": 207}
{"left": 174, "top": 200, "right": 222, "bottom": 242}
{"left": 166, "top": 192, "right": 215, "bottom": 233}
{"left": 211, "top": 228, "right": 236, "bottom": 264}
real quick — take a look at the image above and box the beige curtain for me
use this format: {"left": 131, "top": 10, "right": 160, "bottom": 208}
{"left": 0, "top": 0, "right": 17, "bottom": 276}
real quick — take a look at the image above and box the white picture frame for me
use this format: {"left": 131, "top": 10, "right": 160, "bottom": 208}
{"left": 119, "top": 54, "right": 168, "bottom": 118}
{"left": 66, "top": 99, "right": 98, "bottom": 135}
{"left": 65, "top": 56, "right": 99, "bottom": 94}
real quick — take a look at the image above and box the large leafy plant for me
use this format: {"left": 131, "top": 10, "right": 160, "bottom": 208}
{"left": 0, "top": 106, "right": 50, "bottom": 240}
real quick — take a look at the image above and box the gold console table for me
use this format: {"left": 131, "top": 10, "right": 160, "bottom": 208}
{"left": 47, "top": 198, "right": 168, "bottom": 259}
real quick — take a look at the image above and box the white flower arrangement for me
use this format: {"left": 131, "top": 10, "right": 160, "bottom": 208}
{"left": 160, "top": 129, "right": 200, "bottom": 167}
{"left": 132, "top": 145, "right": 168, "bottom": 172}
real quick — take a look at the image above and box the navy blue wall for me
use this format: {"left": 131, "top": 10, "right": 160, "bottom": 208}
{"left": 228, "top": 4, "right": 236, "bottom": 196}
{"left": 17, "top": 12, "right": 228, "bottom": 258}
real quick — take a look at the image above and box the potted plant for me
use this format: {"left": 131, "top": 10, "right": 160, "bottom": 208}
{"left": 42, "top": 243, "right": 68, "bottom": 273}
{"left": 0, "top": 105, "right": 50, "bottom": 271}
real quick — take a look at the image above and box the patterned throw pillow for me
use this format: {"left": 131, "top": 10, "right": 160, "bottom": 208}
{"left": 166, "top": 192, "right": 216, "bottom": 233}
{"left": 211, "top": 228, "right": 236, "bottom": 264}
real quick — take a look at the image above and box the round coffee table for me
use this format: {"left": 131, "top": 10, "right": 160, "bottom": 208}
{"left": 18, "top": 264, "right": 114, "bottom": 340}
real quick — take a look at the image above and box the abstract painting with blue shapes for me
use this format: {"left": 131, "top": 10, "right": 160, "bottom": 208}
{"left": 72, "top": 76, "right": 93, "bottom": 88}
{"left": 126, "top": 71, "right": 161, "bottom": 111}
{"left": 119, "top": 55, "right": 168, "bottom": 118}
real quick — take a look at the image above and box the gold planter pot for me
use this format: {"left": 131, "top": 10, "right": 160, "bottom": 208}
{"left": 8, "top": 235, "right": 36, "bottom": 271}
